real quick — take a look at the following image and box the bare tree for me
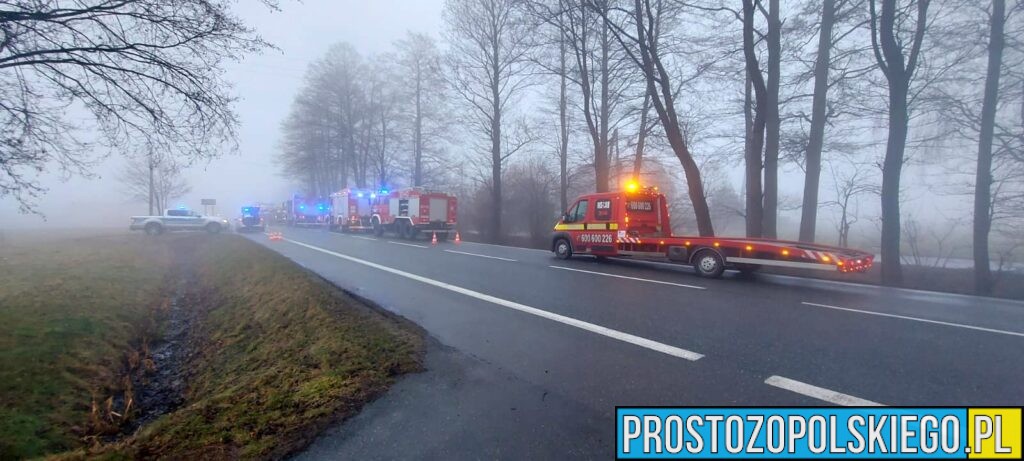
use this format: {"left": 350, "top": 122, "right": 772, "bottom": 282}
{"left": 869, "top": 0, "right": 931, "bottom": 285}
{"left": 595, "top": 0, "right": 715, "bottom": 236}
{"left": 445, "top": 0, "right": 534, "bottom": 242}
{"left": 0, "top": 1, "right": 270, "bottom": 213}
{"left": 120, "top": 156, "right": 191, "bottom": 214}
{"left": 395, "top": 32, "right": 449, "bottom": 187}
{"left": 798, "top": 0, "right": 839, "bottom": 242}
{"left": 762, "top": 0, "right": 783, "bottom": 239}
{"left": 823, "top": 161, "right": 877, "bottom": 247}
{"left": 741, "top": 0, "right": 766, "bottom": 238}
{"left": 973, "top": 0, "right": 1008, "bottom": 294}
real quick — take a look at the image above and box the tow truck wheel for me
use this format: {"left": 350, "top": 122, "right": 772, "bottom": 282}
{"left": 554, "top": 238, "right": 573, "bottom": 260}
{"left": 144, "top": 223, "right": 163, "bottom": 236}
{"left": 206, "top": 223, "right": 222, "bottom": 234}
{"left": 692, "top": 249, "right": 724, "bottom": 278}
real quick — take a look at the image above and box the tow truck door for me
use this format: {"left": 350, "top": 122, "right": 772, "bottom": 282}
{"left": 558, "top": 197, "right": 616, "bottom": 253}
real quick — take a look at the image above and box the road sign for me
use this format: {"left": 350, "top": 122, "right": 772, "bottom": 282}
{"left": 201, "top": 199, "right": 216, "bottom": 205}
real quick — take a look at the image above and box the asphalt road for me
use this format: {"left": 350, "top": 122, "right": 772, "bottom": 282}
{"left": 244, "top": 227, "right": 1024, "bottom": 459}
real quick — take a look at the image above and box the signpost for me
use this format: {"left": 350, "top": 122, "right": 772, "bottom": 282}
{"left": 201, "top": 198, "right": 216, "bottom": 216}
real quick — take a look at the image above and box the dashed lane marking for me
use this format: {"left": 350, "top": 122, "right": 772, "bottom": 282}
{"left": 444, "top": 249, "right": 517, "bottom": 262}
{"left": 765, "top": 375, "right": 884, "bottom": 406}
{"left": 280, "top": 237, "right": 704, "bottom": 361}
{"left": 801, "top": 302, "right": 1024, "bottom": 338}
{"left": 549, "top": 265, "right": 706, "bottom": 290}
{"left": 389, "top": 241, "right": 428, "bottom": 249}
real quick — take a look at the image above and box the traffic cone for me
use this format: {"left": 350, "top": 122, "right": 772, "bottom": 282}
{"left": 454, "top": 231, "right": 461, "bottom": 244}
{"left": 431, "top": 231, "right": 438, "bottom": 245}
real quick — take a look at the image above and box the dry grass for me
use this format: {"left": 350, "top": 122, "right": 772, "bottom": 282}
{"left": 0, "top": 233, "right": 173, "bottom": 459}
{"left": 0, "top": 233, "right": 423, "bottom": 460}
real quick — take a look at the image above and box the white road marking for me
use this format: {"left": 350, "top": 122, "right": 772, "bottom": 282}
{"left": 353, "top": 235, "right": 377, "bottom": 241}
{"left": 389, "top": 241, "right": 428, "bottom": 249}
{"left": 549, "top": 265, "right": 706, "bottom": 290}
{"left": 801, "top": 302, "right": 1024, "bottom": 338}
{"left": 460, "top": 240, "right": 551, "bottom": 254}
{"left": 765, "top": 375, "right": 884, "bottom": 407}
{"left": 280, "top": 237, "right": 704, "bottom": 361}
{"left": 444, "top": 249, "right": 517, "bottom": 262}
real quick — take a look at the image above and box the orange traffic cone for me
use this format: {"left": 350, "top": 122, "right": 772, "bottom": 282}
{"left": 431, "top": 231, "right": 438, "bottom": 246}
{"left": 454, "top": 231, "right": 461, "bottom": 244}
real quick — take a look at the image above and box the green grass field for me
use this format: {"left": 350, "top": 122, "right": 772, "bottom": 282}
{"left": 0, "top": 232, "right": 423, "bottom": 460}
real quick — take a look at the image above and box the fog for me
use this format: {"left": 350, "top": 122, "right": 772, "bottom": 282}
{"left": 0, "top": 0, "right": 446, "bottom": 229}
{"left": 0, "top": 0, "right": 1017, "bottom": 280}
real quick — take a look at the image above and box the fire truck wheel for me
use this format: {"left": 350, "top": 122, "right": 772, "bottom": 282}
{"left": 692, "top": 249, "right": 724, "bottom": 278}
{"left": 554, "top": 238, "right": 573, "bottom": 260}
{"left": 437, "top": 232, "right": 448, "bottom": 242}
{"left": 396, "top": 220, "right": 409, "bottom": 239}
{"left": 144, "top": 222, "right": 163, "bottom": 235}
{"left": 406, "top": 226, "right": 420, "bottom": 240}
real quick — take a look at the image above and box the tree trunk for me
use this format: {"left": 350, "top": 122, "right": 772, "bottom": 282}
{"left": 873, "top": 0, "right": 929, "bottom": 286}
{"left": 973, "top": 0, "right": 1005, "bottom": 295}
{"left": 742, "top": 0, "right": 766, "bottom": 238}
{"left": 596, "top": 10, "right": 611, "bottom": 193}
{"left": 490, "top": 32, "right": 503, "bottom": 243}
{"left": 633, "top": 92, "right": 650, "bottom": 179}
{"left": 799, "top": 0, "right": 836, "bottom": 243}
{"left": 414, "top": 68, "right": 423, "bottom": 186}
{"left": 880, "top": 81, "right": 908, "bottom": 284}
{"left": 559, "top": 32, "right": 570, "bottom": 213}
{"left": 762, "top": 0, "right": 782, "bottom": 239}
{"left": 147, "top": 154, "right": 155, "bottom": 215}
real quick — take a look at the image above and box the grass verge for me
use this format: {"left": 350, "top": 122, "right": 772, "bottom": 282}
{"left": 0, "top": 232, "right": 423, "bottom": 459}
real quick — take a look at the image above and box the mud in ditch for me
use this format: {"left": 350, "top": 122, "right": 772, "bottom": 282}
{"left": 109, "top": 240, "right": 206, "bottom": 438}
{"left": 125, "top": 282, "right": 192, "bottom": 430}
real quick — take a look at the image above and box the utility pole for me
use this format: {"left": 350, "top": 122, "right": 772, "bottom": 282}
{"left": 148, "top": 150, "right": 155, "bottom": 215}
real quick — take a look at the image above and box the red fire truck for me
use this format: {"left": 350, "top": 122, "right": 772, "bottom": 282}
{"left": 329, "top": 188, "right": 378, "bottom": 232}
{"left": 335, "top": 187, "right": 457, "bottom": 240}
{"left": 551, "top": 184, "right": 874, "bottom": 278}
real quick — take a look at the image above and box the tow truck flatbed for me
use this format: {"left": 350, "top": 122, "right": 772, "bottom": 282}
{"left": 550, "top": 186, "right": 873, "bottom": 278}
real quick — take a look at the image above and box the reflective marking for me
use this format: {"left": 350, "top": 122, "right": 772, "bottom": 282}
{"left": 353, "top": 235, "right": 377, "bottom": 241}
{"left": 280, "top": 237, "right": 704, "bottom": 361}
{"left": 549, "top": 265, "right": 705, "bottom": 290}
{"left": 444, "top": 249, "right": 517, "bottom": 262}
{"left": 801, "top": 302, "right": 1024, "bottom": 338}
{"left": 389, "top": 241, "right": 428, "bottom": 249}
{"left": 765, "top": 375, "right": 884, "bottom": 406}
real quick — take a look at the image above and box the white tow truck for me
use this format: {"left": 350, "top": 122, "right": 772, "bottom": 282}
{"left": 129, "top": 209, "right": 230, "bottom": 235}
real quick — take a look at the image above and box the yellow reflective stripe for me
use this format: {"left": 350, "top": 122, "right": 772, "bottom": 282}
{"left": 585, "top": 223, "right": 608, "bottom": 230}
{"left": 554, "top": 223, "right": 585, "bottom": 231}
{"left": 608, "top": 223, "right": 618, "bottom": 230}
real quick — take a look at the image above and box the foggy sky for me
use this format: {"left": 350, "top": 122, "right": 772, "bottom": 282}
{"left": 0, "top": 0, "right": 966, "bottom": 241}
{"left": 0, "top": 0, "right": 445, "bottom": 229}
